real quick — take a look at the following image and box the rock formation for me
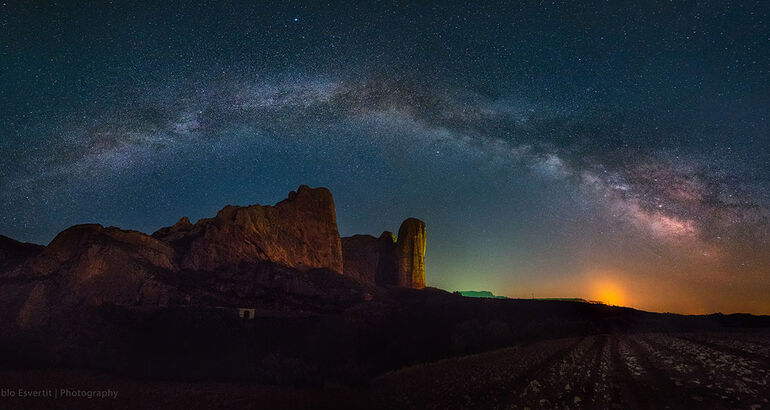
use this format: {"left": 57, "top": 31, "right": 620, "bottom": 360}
{"left": 7, "top": 224, "right": 176, "bottom": 327}
{"left": 341, "top": 232, "right": 397, "bottom": 287}
{"left": 396, "top": 218, "right": 426, "bottom": 289}
{"left": 152, "top": 185, "right": 344, "bottom": 274}
{"left": 0, "top": 185, "right": 425, "bottom": 329}
{"left": 341, "top": 218, "right": 426, "bottom": 289}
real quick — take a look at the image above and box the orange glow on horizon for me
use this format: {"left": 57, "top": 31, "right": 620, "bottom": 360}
{"left": 591, "top": 279, "right": 627, "bottom": 307}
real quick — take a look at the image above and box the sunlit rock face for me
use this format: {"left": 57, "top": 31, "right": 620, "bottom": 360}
{"left": 153, "top": 185, "right": 344, "bottom": 274}
{"left": 396, "top": 218, "right": 426, "bottom": 289}
{"left": 341, "top": 219, "right": 426, "bottom": 289}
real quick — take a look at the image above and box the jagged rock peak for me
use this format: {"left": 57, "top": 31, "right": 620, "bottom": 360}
{"left": 286, "top": 184, "right": 316, "bottom": 201}
{"left": 174, "top": 216, "right": 192, "bottom": 228}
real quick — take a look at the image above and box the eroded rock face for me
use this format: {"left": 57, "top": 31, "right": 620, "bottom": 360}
{"left": 3, "top": 225, "right": 177, "bottom": 328}
{"left": 375, "top": 231, "right": 398, "bottom": 286}
{"left": 5, "top": 185, "right": 345, "bottom": 323}
{"left": 342, "top": 235, "right": 379, "bottom": 286}
{"left": 341, "top": 219, "right": 426, "bottom": 289}
{"left": 342, "top": 232, "right": 397, "bottom": 287}
{"left": 0, "top": 185, "right": 424, "bottom": 331}
{"left": 26, "top": 225, "right": 175, "bottom": 307}
{"left": 396, "top": 218, "right": 426, "bottom": 289}
{"left": 153, "top": 185, "right": 344, "bottom": 274}
{"left": 36, "top": 225, "right": 176, "bottom": 275}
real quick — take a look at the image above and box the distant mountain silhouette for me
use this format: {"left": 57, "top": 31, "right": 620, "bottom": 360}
{"left": 458, "top": 290, "right": 509, "bottom": 299}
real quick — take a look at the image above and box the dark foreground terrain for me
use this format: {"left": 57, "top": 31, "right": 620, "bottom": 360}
{"left": 375, "top": 331, "right": 770, "bottom": 409}
{"left": 2, "top": 331, "right": 769, "bottom": 409}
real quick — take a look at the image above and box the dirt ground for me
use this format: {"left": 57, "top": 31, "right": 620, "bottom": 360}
{"left": 1, "top": 331, "right": 768, "bottom": 409}
{"left": 373, "top": 332, "right": 770, "bottom": 409}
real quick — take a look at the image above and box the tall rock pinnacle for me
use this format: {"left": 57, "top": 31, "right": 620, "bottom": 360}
{"left": 396, "top": 218, "right": 426, "bottom": 289}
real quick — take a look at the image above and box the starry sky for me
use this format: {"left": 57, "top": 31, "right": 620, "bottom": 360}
{"left": 1, "top": 1, "right": 769, "bottom": 314}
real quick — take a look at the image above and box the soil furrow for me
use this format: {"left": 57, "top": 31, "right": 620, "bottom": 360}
{"left": 370, "top": 332, "right": 770, "bottom": 409}
{"left": 675, "top": 334, "right": 770, "bottom": 366}
{"left": 608, "top": 335, "right": 670, "bottom": 409}
{"left": 636, "top": 334, "right": 746, "bottom": 407}
{"left": 495, "top": 336, "right": 590, "bottom": 409}
{"left": 623, "top": 335, "right": 710, "bottom": 408}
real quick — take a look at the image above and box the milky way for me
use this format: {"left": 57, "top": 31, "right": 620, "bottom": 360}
{"left": 1, "top": 1, "right": 768, "bottom": 313}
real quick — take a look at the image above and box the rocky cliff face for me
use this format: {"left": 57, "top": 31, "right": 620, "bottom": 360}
{"left": 0, "top": 185, "right": 425, "bottom": 330}
{"left": 341, "top": 218, "right": 426, "bottom": 289}
{"left": 6, "top": 224, "right": 176, "bottom": 328}
{"left": 341, "top": 232, "right": 397, "bottom": 287}
{"left": 396, "top": 218, "right": 426, "bottom": 289}
{"left": 153, "top": 185, "right": 344, "bottom": 274}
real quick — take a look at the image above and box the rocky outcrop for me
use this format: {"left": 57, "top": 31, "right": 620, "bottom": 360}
{"left": 0, "top": 235, "right": 44, "bottom": 272}
{"left": 0, "top": 224, "right": 176, "bottom": 328}
{"left": 396, "top": 218, "right": 426, "bottom": 289}
{"left": 153, "top": 185, "right": 344, "bottom": 274}
{"left": 33, "top": 224, "right": 175, "bottom": 276}
{"left": 341, "top": 218, "right": 426, "bottom": 289}
{"left": 0, "top": 185, "right": 425, "bottom": 330}
{"left": 13, "top": 225, "right": 176, "bottom": 322}
{"left": 151, "top": 216, "right": 193, "bottom": 242}
{"left": 341, "top": 232, "right": 397, "bottom": 287}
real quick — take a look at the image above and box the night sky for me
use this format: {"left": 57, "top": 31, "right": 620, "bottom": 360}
{"left": 1, "top": 1, "right": 768, "bottom": 314}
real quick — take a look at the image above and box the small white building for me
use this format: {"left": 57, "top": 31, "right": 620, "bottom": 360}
{"left": 238, "top": 308, "right": 256, "bottom": 320}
